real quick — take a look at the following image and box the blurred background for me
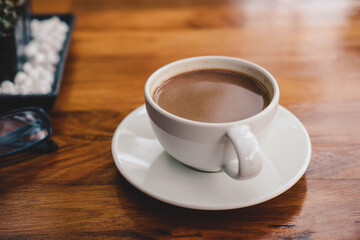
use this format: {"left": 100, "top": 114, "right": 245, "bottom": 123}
{"left": 32, "top": 0, "right": 360, "bottom": 112}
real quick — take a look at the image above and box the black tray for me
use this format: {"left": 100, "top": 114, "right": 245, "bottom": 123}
{"left": 0, "top": 14, "right": 75, "bottom": 113}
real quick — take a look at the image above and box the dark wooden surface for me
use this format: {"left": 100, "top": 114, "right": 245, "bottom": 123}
{"left": 1, "top": 0, "right": 360, "bottom": 239}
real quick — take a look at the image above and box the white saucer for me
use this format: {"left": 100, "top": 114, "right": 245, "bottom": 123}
{"left": 112, "top": 105, "right": 311, "bottom": 210}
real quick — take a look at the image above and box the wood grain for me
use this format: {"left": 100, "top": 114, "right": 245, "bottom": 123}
{"left": 1, "top": 0, "right": 360, "bottom": 239}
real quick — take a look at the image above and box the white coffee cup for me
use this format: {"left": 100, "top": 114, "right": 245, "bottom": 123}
{"left": 145, "top": 56, "right": 279, "bottom": 180}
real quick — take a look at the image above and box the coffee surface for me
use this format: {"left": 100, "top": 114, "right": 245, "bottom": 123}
{"left": 153, "top": 69, "right": 270, "bottom": 123}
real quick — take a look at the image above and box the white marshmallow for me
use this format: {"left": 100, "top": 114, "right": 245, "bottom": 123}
{"left": 2, "top": 17, "right": 68, "bottom": 96}
{"left": 52, "top": 17, "right": 61, "bottom": 25}
{"left": 23, "top": 62, "right": 34, "bottom": 73}
{"left": 2, "top": 80, "right": 14, "bottom": 88}
{"left": 24, "top": 41, "right": 38, "bottom": 58}
{"left": 38, "top": 66, "right": 52, "bottom": 77}
{"left": 34, "top": 52, "right": 47, "bottom": 65}
{"left": 1, "top": 80, "right": 17, "bottom": 94}
{"left": 38, "top": 42, "right": 54, "bottom": 54}
{"left": 17, "top": 85, "right": 31, "bottom": 94}
{"left": 14, "top": 71, "right": 28, "bottom": 85}
{"left": 33, "top": 83, "right": 51, "bottom": 94}
{"left": 58, "top": 23, "right": 69, "bottom": 34}
{"left": 47, "top": 51, "right": 59, "bottom": 65}
{"left": 47, "top": 38, "right": 63, "bottom": 52}
{"left": 40, "top": 73, "right": 54, "bottom": 84}
{"left": 30, "top": 19, "right": 40, "bottom": 31}
{"left": 1, "top": 88, "right": 17, "bottom": 95}
{"left": 28, "top": 68, "right": 40, "bottom": 81}
{"left": 19, "top": 77, "right": 34, "bottom": 88}
{"left": 41, "top": 63, "right": 56, "bottom": 72}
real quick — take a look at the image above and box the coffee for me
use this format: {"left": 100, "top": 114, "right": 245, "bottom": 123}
{"left": 153, "top": 69, "right": 270, "bottom": 123}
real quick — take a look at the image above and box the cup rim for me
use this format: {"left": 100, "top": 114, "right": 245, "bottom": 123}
{"left": 145, "top": 56, "right": 280, "bottom": 127}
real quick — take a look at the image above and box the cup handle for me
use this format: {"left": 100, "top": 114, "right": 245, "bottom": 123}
{"left": 222, "top": 125, "right": 263, "bottom": 180}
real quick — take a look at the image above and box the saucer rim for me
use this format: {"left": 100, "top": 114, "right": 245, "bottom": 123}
{"left": 112, "top": 105, "right": 311, "bottom": 210}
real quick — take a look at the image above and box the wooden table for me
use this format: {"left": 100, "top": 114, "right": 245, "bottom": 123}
{"left": 1, "top": 0, "right": 359, "bottom": 239}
